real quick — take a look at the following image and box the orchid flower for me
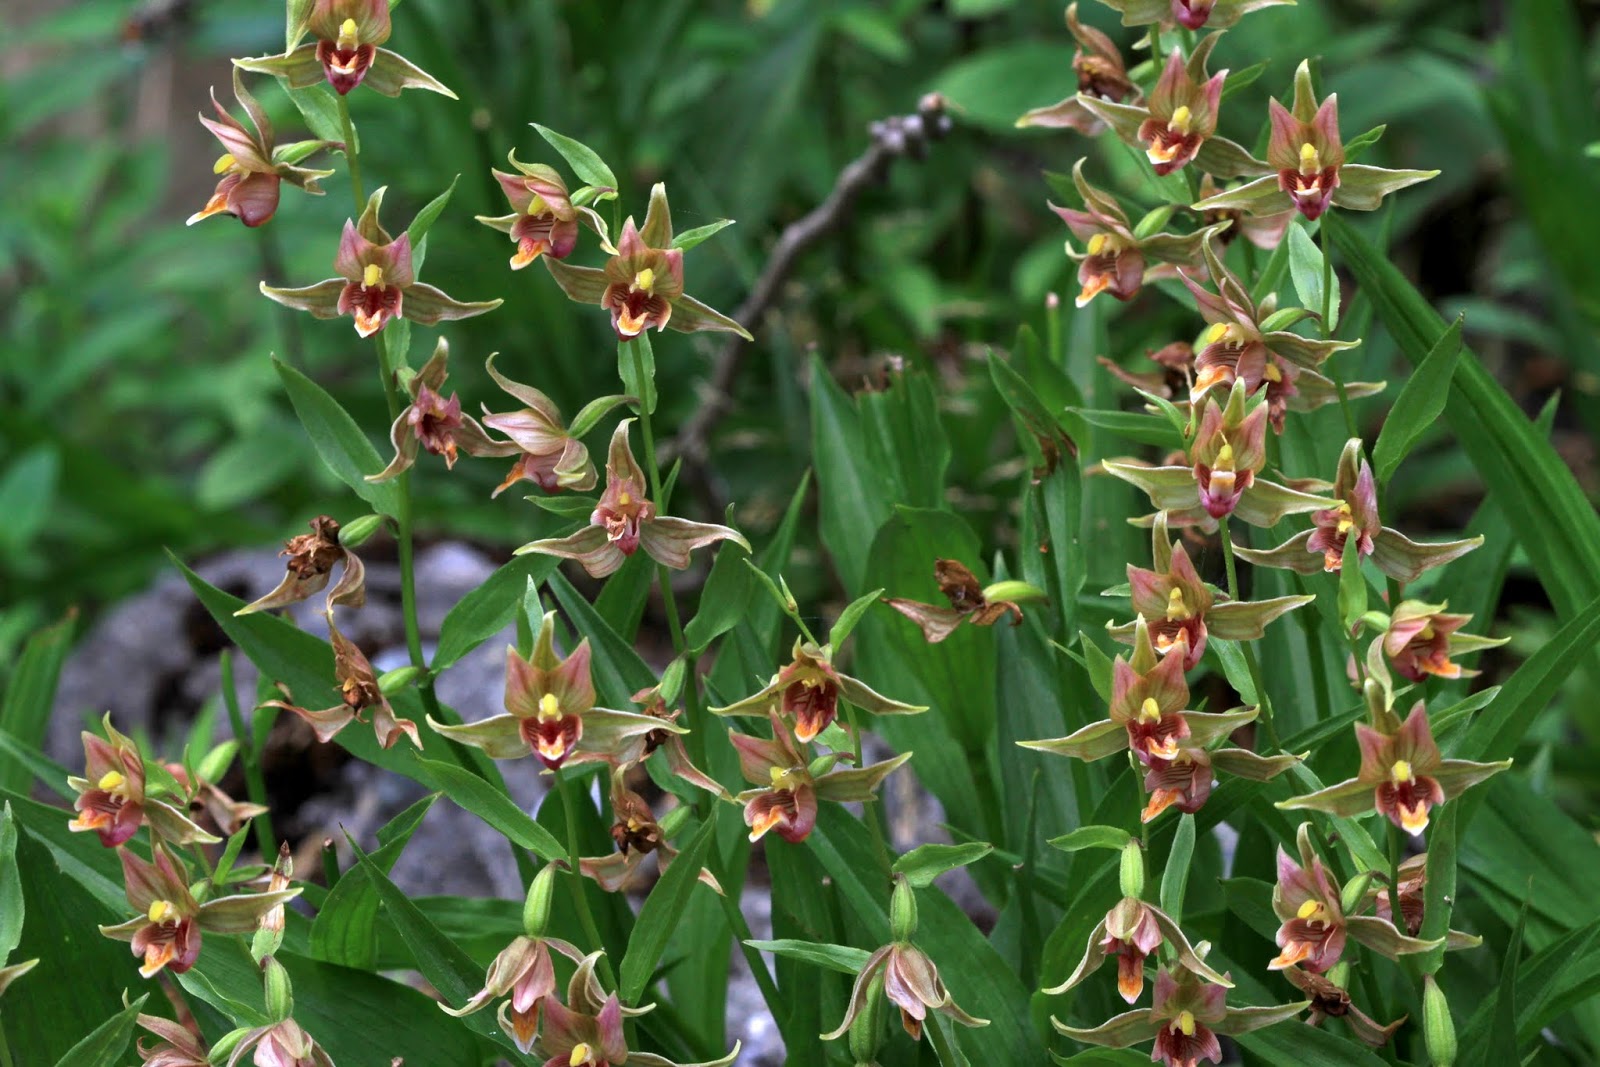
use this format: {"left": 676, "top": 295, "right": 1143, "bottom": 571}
{"left": 713, "top": 637, "right": 924, "bottom": 743}
{"left": 477, "top": 354, "right": 598, "bottom": 496}
{"left": 883, "top": 558, "right": 1039, "bottom": 643}
{"left": 368, "top": 338, "right": 514, "bottom": 481}
{"left": 1018, "top": 4, "right": 1138, "bottom": 136}
{"left": 236, "top": 0, "right": 454, "bottom": 98}
{"left": 1047, "top": 894, "right": 1230, "bottom": 1003}
{"left": 823, "top": 941, "right": 987, "bottom": 1042}
{"left": 188, "top": 70, "right": 333, "bottom": 228}
{"left": 69, "top": 716, "right": 217, "bottom": 848}
{"left": 259, "top": 612, "right": 421, "bottom": 750}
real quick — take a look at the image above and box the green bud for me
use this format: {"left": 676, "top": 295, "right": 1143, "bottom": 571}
{"left": 1339, "top": 869, "right": 1376, "bottom": 916}
{"left": 1423, "top": 975, "right": 1456, "bottom": 1067}
{"left": 338, "top": 513, "right": 385, "bottom": 548}
{"left": 377, "top": 666, "right": 423, "bottom": 696}
{"left": 263, "top": 956, "right": 293, "bottom": 1021}
{"left": 1361, "top": 610, "right": 1393, "bottom": 632}
{"left": 848, "top": 972, "right": 886, "bottom": 1062}
{"left": 779, "top": 575, "right": 800, "bottom": 615}
{"left": 522, "top": 862, "right": 560, "bottom": 939}
{"left": 1119, "top": 840, "right": 1146, "bottom": 899}
{"left": 658, "top": 806, "right": 693, "bottom": 839}
{"left": 1132, "top": 204, "right": 1177, "bottom": 241}
{"left": 209, "top": 1027, "right": 253, "bottom": 1063}
{"left": 979, "top": 580, "right": 1046, "bottom": 605}
{"left": 658, "top": 658, "right": 687, "bottom": 705}
{"left": 889, "top": 876, "right": 918, "bottom": 943}
{"left": 1326, "top": 960, "right": 1350, "bottom": 988}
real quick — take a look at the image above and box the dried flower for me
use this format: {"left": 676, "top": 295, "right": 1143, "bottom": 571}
{"left": 823, "top": 940, "right": 987, "bottom": 1042}
{"left": 237, "top": 515, "right": 366, "bottom": 616}
{"left": 884, "top": 558, "right": 1039, "bottom": 642}
{"left": 258, "top": 613, "right": 421, "bottom": 750}
{"left": 1017, "top": 4, "right": 1137, "bottom": 136}
{"left": 1279, "top": 967, "right": 1406, "bottom": 1049}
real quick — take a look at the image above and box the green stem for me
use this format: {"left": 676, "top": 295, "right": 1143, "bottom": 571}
{"left": 336, "top": 93, "right": 364, "bottom": 213}
{"left": 626, "top": 339, "right": 713, "bottom": 798}
{"left": 843, "top": 700, "right": 893, "bottom": 872}
{"left": 1386, "top": 822, "right": 1404, "bottom": 944}
{"left": 1319, "top": 223, "right": 1359, "bottom": 440}
{"left": 924, "top": 1014, "right": 967, "bottom": 1067}
{"left": 0, "top": 1025, "right": 14, "bottom": 1067}
{"left": 1218, "top": 517, "right": 1281, "bottom": 749}
{"left": 557, "top": 768, "right": 616, "bottom": 987}
{"left": 220, "top": 650, "right": 276, "bottom": 857}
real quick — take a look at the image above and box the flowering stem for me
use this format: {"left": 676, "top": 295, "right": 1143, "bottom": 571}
{"left": 925, "top": 1014, "right": 965, "bottom": 1067}
{"left": 220, "top": 649, "right": 276, "bottom": 857}
{"left": 1218, "top": 517, "right": 1280, "bottom": 750}
{"left": 625, "top": 339, "right": 713, "bottom": 798}
{"left": 556, "top": 767, "right": 615, "bottom": 988}
{"left": 842, "top": 699, "right": 893, "bottom": 873}
{"left": 336, "top": 93, "right": 364, "bottom": 214}
{"left": 708, "top": 861, "right": 786, "bottom": 1028}
{"left": 1319, "top": 222, "right": 1359, "bottom": 440}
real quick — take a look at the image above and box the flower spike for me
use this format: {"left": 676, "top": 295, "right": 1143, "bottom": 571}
{"left": 188, "top": 69, "right": 333, "bottom": 228}
{"left": 236, "top": 0, "right": 455, "bottom": 98}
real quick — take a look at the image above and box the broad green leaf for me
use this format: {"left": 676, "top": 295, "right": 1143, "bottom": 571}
{"left": 1160, "top": 814, "right": 1195, "bottom": 927}
{"left": 49, "top": 994, "right": 144, "bottom": 1067}
{"left": 683, "top": 538, "right": 754, "bottom": 654}
{"left": 744, "top": 938, "right": 872, "bottom": 975}
{"left": 548, "top": 571, "right": 658, "bottom": 710}
{"left": 1050, "top": 825, "right": 1133, "bottom": 853}
{"left": 308, "top": 793, "right": 438, "bottom": 968}
{"left": 404, "top": 174, "right": 458, "bottom": 276}
{"left": 1372, "top": 316, "right": 1463, "bottom": 485}
{"left": 1067, "top": 408, "right": 1184, "bottom": 451}
{"left": 893, "top": 842, "right": 994, "bottom": 887}
{"left": 810, "top": 357, "right": 893, "bottom": 592}
{"left": 934, "top": 42, "right": 1076, "bottom": 131}
{"left": 274, "top": 360, "right": 400, "bottom": 517}
{"left": 1287, "top": 223, "right": 1339, "bottom": 330}
{"left": 619, "top": 817, "right": 716, "bottom": 1005}
{"left": 410, "top": 757, "right": 564, "bottom": 862}
{"left": 0, "top": 445, "right": 57, "bottom": 551}
{"left": 0, "top": 611, "right": 74, "bottom": 794}
{"left": 1327, "top": 214, "right": 1600, "bottom": 624}
{"left": 287, "top": 83, "right": 347, "bottom": 145}
{"left": 434, "top": 554, "right": 558, "bottom": 670}
{"left": 531, "top": 123, "right": 619, "bottom": 191}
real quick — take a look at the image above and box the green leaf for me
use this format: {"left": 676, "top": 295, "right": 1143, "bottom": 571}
{"left": 0, "top": 804, "right": 22, "bottom": 960}
{"left": 531, "top": 123, "right": 618, "bottom": 191}
{"left": 1337, "top": 533, "right": 1367, "bottom": 631}
{"left": 287, "top": 83, "right": 348, "bottom": 145}
{"left": 49, "top": 995, "right": 145, "bottom": 1067}
{"left": 619, "top": 817, "right": 716, "bottom": 1005}
{"left": 433, "top": 553, "right": 558, "bottom": 671}
{"left": 1327, "top": 214, "right": 1600, "bottom": 624}
{"left": 404, "top": 174, "right": 459, "bottom": 276}
{"left": 671, "top": 219, "right": 735, "bottom": 251}
{"left": 1049, "top": 825, "right": 1133, "bottom": 853}
{"left": 568, "top": 394, "right": 635, "bottom": 439}
{"left": 744, "top": 938, "right": 872, "bottom": 975}
{"left": 828, "top": 587, "right": 884, "bottom": 651}
{"left": 934, "top": 42, "right": 1076, "bottom": 131}
{"left": 619, "top": 333, "right": 657, "bottom": 416}
{"left": 1160, "top": 813, "right": 1196, "bottom": 927}
{"left": 683, "top": 537, "right": 754, "bottom": 655}
{"left": 892, "top": 841, "right": 994, "bottom": 887}
{"left": 1372, "top": 316, "right": 1463, "bottom": 485}
{"left": 274, "top": 359, "right": 400, "bottom": 517}
{"left": 410, "top": 757, "right": 565, "bottom": 862}
{"left": 1067, "top": 408, "right": 1184, "bottom": 451}
{"left": 0, "top": 445, "right": 58, "bottom": 552}
{"left": 344, "top": 838, "right": 520, "bottom": 1051}
{"left": 1418, "top": 800, "right": 1457, "bottom": 974}
{"left": 548, "top": 571, "right": 657, "bottom": 710}
{"left": 1287, "top": 223, "right": 1339, "bottom": 330}
{"left": 308, "top": 794, "right": 437, "bottom": 968}
{"left": 0, "top": 611, "right": 74, "bottom": 794}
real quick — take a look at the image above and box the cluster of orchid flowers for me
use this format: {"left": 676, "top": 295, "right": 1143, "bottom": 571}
{"left": 1007, "top": 2, "right": 1511, "bottom": 1064}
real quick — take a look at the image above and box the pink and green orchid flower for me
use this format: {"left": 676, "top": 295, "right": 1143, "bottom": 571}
{"left": 712, "top": 637, "right": 925, "bottom": 744}
{"left": 1380, "top": 600, "right": 1505, "bottom": 682}
{"left": 236, "top": 0, "right": 454, "bottom": 98}
{"left": 188, "top": 69, "right": 333, "bottom": 228}
{"left": 69, "top": 716, "right": 217, "bottom": 848}
{"left": 1047, "top": 893, "right": 1230, "bottom": 1004}
{"left": 823, "top": 939, "right": 988, "bottom": 1043}
{"left": 1092, "top": 0, "right": 1295, "bottom": 31}
{"left": 1193, "top": 60, "right": 1437, "bottom": 221}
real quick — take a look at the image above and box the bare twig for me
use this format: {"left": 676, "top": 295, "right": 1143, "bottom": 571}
{"left": 663, "top": 94, "right": 953, "bottom": 484}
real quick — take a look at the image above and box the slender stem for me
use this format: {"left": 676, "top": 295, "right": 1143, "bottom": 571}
{"left": 1385, "top": 823, "right": 1404, "bottom": 944}
{"left": 843, "top": 700, "right": 893, "bottom": 872}
{"left": 1218, "top": 517, "right": 1281, "bottom": 749}
{"left": 626, "top": 339, "right": 713, "bottom": 798}
{"left": 220, "top": 650, "right": 275, "bottom": 857}
{"left": 1318, "top": 223, "right": 1359, "bottom": 440}
{"left": 0, "top": 1025, "right": 14, "bottom": 1067}
{"left": 557, "top": 768, "right": 615, "bottom": 987}
{"left": 336, "top": 93, "right": 364, "bottom": 213}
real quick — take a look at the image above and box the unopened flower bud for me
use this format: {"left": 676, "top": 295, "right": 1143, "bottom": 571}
{"left": 378, "top": 666, "right": 424, "bottom": 696}
{"left": 658, "top": 805, "right": 693, "bottom": 839}
{"left": 522, "top": 862, "right": 560, "bottom": 939}
{"left": 889, "top": 875, "right": 918, "bottom": 943}
{"left": 338, "top": 513, "right": 384, "bottom": 548}
{"left": 980, "top": 580, "right": 1045, "bottom": 605}
{"left": 252, "top": 842, "right": 293, "bottom": 961}
{"left": 848, "top": 972, "right": 887, "bottom": 1063}
{"left": 1423, "top": 974, "right": 1456, "bottom": 1067}
{"left": 1339, "top": 869, "right": 1376, "bottom": 916}
{"left": 263, "top": 956, "right": 294, "bottom": 1021}
{"left": 1119, "top": 840, "right": 1145, "bottom": 899}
